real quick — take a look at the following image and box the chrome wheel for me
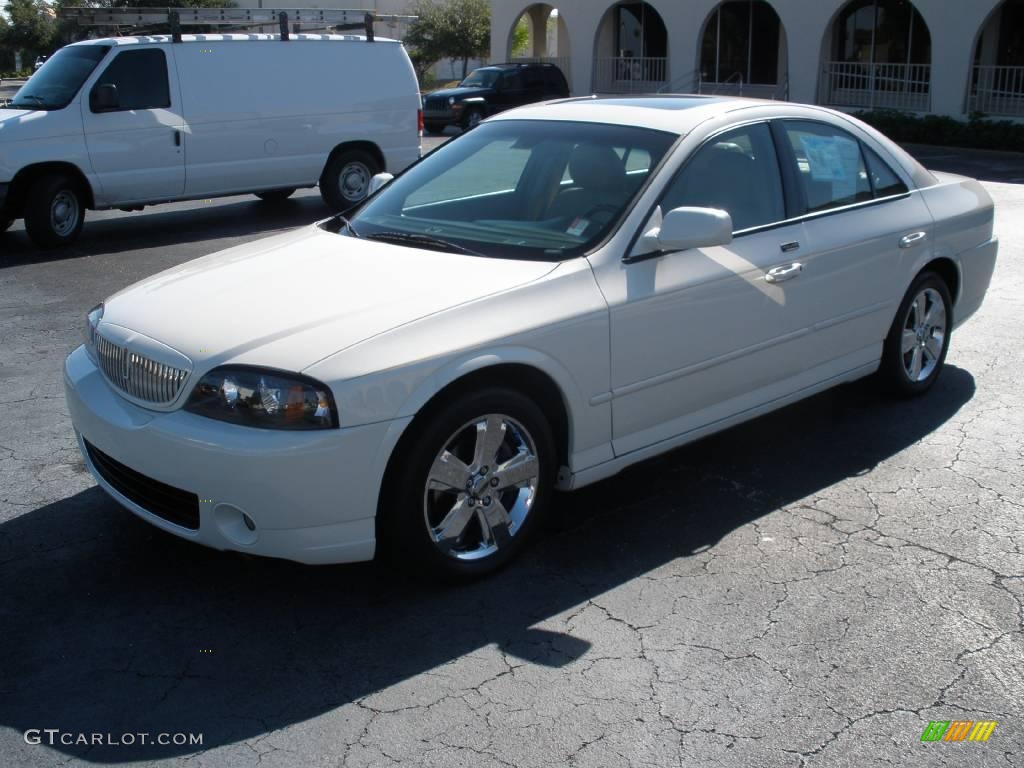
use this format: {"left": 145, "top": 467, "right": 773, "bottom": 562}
{"left": 901, "top": 287, "right": 946, "bottom": 382}
{"left": 50, "top": 190, "right": 80, "bottom": 238}
{"left": 423, "top": 414, "right": 540, "bottom": 561}
{"left": 338, "top": 161, "right": 370, "bottom": 203}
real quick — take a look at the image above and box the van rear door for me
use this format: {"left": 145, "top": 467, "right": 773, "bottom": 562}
{"left": 80, "top": 45, "right": 185, "bottom": 205}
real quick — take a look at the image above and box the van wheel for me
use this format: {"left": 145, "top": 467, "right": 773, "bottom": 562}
{"left": 379, "top": 387, "right": 556, "bottom": 579}
{"left": 255, "top": 188, "right": 296, "bottom": 203}
{"left": 24, "top": 174, "right": 85, "bottom": 248}
{"left": 320, "top": 149, "right": 379, "bottom": 212}
{"left": 424, "top": 122, "right": 445, "bottom": 135}
{"left": 879, "top": 271, "right": 953, "bottom": 396}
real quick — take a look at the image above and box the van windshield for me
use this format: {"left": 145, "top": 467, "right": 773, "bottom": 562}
{"left": 7, "top": 45, "right": 111, "bottom": 111}
{"left": 340, "top": 120, "right": 676, "bottom": 262}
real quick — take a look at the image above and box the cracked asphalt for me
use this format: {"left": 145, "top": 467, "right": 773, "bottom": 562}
{"left": 0, "top": 144, "right": 1022, "bottom": 767}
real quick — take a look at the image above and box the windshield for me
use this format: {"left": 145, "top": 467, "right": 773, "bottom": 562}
{"left": 8, "top": 45, "right": 111, "bottom": 110}
{"left": 344, "top": 120, "right": 676, "bottom": 262}
{"left": 460, "top": 68, "right": 501, "bottom": 88}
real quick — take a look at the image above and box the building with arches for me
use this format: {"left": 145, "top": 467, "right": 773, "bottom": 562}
{"left": 491, "top": 0, "right": 1024, "bottom": 118}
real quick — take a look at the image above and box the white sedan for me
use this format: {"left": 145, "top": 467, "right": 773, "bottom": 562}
{"left": 64, "top": 96, "right": 998, "bottom": 577}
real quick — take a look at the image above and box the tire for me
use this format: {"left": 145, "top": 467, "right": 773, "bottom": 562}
{"left": 255, "top": 188, "right": 296, "bottom": 203}
{"left": 879, "top": 271, "right": 953, "bottom": 396}
{"left": 379, "top": 387, "right": 557, "bottom": 579}
{"left": 424, "top": 122, "right": 445, "bottom": 135}
{"left": 319, "top": 148, "right": 380, "bottom": 212}
{"left": 462, "top": 109, "right": 483, "bottom": 131}
{"left": 24, "top": 174, "right": 85, "bottom": 248}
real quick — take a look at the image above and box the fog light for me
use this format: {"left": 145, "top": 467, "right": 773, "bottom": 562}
{"left": 213, "top": 503, "right": 258, "bottom": 546}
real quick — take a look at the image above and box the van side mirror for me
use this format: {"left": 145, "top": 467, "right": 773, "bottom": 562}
{"left": 92, "top": 83, "right": 119, "bottom": 112}
{"left": 635, "top": 206, "right": 733, "bottom": 256}
{"left": 368, "top": 172, "right": 394, "bottom": 196}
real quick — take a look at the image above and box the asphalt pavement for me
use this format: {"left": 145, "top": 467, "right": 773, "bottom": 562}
{"left": 0, "top": 143, "right": 1022, "bottom": 768}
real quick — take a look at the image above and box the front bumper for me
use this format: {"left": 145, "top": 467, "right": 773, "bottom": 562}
{"left": 423, "top": 108, "right": 456, "bottom": 125}
{"left": 64, "top": 344, "right": 399, "bottom": 564}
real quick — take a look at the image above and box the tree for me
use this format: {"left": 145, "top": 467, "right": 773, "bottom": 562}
{"left": 510, "top": 16, "right": 528, "bottom": 58}
{"left": 3, "top": 0, "right": 55, "bottom": 61}
{"left": 405, "top": 0, "right": 490, "bottom": 80}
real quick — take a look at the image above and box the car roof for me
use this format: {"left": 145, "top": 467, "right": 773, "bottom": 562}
{"left": 492, "top": 94, "right": 836, "bottom": 135}
{"left": 68, "top": 33, "right": 399, "bottom": 46}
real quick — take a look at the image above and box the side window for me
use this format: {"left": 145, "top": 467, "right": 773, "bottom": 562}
{"left": 659, "top": 123, "right": 785, "bottom": 232}
{"left": 501, "top": 70, "right": 523, "bottom": 90}
{"left": 522, "top": 68, "right": 545, "bottom": 92}
{"left": 91, "top": 48, "right": 170, "bottom": 112}
{"left": 863, "top": 146, "right": 909, "bottom": 198}
{"left": 782, "top": 121, "right": 871, "bottom": 213}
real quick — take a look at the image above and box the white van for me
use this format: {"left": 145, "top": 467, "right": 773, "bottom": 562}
{"left": 0, "top": 34, "right": 422, "bottom": 247}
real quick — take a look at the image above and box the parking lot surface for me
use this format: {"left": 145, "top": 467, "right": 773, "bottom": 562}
{"left": 1, "top": 144, "right": 1022, "bottom": 767}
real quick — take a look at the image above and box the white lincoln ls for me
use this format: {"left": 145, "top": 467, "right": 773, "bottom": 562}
{"left": 64, "top": 96, "right": 998, "bottom": 577}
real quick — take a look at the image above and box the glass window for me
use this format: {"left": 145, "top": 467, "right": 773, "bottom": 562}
{"left": 615, "top": 2, "right": 668, "bottom": 58}
{"left": 461, "top": 68, "right": 500, "bottom": 88}
{"left": 700, "top": 1, "right": 780, "bottom": 85}
{"left": 500, "top": 70, "right": 523, "bottom": 90}
{"left": 834, "top": 0, "right": 931, "bottom": 65}
{"left": 347, "top": 120, "right": 676, "bottom": 261}
{"left": 783, "top": 121, "right": 872, "bottom": 213}
{"left": 91, "top": 49, "right": 170, "bottom": 112}
{"left": 8, "top": 45, "right": 110, "bottom": 111}
{"left": 659, "top": 123, "right": 784, "bottom": 232}
{"left": 863, "top": 145, "right": 908, "bottom": 197}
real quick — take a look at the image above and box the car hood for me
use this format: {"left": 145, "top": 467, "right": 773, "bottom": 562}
{"left": 427, "top": 86, "right": 492, "bottom": 101}
{"left": 100, "top": 224, "right": 559, "bottom": 374}
{"left": 0, "top": 105, "right": 76, "bottom": 140}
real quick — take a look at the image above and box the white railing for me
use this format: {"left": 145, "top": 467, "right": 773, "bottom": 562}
{"left": 508, "top": 56, "right": 571, "bottom": 83}
{"left": 970, "top": 65, "right": 1024, "bottom": 117}
{"left": 592, "top": 57, "right": 668, "bottom": 94}
{"left": 824, "top": 61, "right": 931, "bottom": 111}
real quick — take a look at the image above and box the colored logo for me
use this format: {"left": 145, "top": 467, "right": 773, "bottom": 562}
{"left": 920, "top": 720, "right": 997, "bottom": 742}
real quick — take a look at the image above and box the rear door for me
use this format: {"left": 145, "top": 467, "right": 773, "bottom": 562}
{"left": 80, "top": 46, "right": 185, "bottom": 204}
{"left": 773, "top": 119, "right": 935, "bottom": 367}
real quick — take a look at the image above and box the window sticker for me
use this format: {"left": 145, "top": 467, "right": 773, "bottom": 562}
{"left": 566, "top": 217, "right": 590, "bottom": 237}
{"left": 799, "top": 135, "right": 861, "bottom": 201}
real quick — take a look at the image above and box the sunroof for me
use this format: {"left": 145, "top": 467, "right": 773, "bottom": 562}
{"left": 579, "top": 96, "right": 730, "bottom": 110}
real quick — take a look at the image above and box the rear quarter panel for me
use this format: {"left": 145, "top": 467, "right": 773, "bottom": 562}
{"left": 918, "top": 172, "right": 998, "bottom": 326}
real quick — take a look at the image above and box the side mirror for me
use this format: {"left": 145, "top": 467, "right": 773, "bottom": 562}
{"left": 367, "top": 172, "right": 394, "bottom": 196}
{"left": 637, "top": 206, "right": 733, "bottom": 255}
{"left": 92, "top": 83, "right": 119, "bottom": 112}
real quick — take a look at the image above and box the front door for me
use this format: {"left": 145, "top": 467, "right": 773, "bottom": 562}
{"left": 81, "top": 46, "right": 185, "bottom": 205}
{"left": 599, "top": 122, "right": 821, "bottom": 456}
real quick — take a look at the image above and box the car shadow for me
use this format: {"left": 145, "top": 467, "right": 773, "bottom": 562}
{"left": 0, "top": 195, "right": 331, "bottom": 268}
{"left": 0, "top": 367, "right": 975, "bottom": 762}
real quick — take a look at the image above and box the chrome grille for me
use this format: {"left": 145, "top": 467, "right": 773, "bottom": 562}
{"left": 95, "top": 334, "right": 189, "bottom": 405}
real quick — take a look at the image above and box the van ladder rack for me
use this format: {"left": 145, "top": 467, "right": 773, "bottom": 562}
{"left": 59, "top": 7, "right": 417, "bottom": 43}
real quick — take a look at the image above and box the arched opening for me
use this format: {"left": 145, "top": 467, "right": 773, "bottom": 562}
{"left": 970, "top": 0, "right": 1024, "bottom": 115}
{"left": 592, "top": 2, "right": 669, "bottom": 93}
{"left": 823, "top": 0, "right": 932, "bottom": 111}
{"left": 507, "top": 5, "right": 571, "bottom": 82}
{"left": 698, "top": 1, "right": 788, "bottom": 99}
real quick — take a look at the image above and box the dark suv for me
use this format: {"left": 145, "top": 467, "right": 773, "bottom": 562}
{"left": 422, "top": 62, "right": 570, "bottom": 133}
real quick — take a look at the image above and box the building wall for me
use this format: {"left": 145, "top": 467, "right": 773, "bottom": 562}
{"left": 490, "top": 0, "right": 1007, "bottom": 118}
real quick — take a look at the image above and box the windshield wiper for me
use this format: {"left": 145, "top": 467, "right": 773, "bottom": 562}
{"left": 10, "top": 94, "right": 51, "bottom": 109}
{"left": 364, "top": 231, "right": 483, "bottom": 257}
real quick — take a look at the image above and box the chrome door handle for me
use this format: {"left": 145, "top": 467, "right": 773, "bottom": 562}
{"left": 899, "top": 231, "right": 927, "bottom": 248}
{"left": 765, "top": 262, "right": 803, "bottom": 283}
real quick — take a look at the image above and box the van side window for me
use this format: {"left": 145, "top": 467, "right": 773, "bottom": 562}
{"left": 863, "top": 146, "right": 909, "bottom": 198}
{"left": 91, "top": 49, "right": 170, "bottom": 112}
{"left": 781, "top": 121, "right": 872, "bottom": 213}
{"left": 659, "top": 123, "right": 785, "bottom": 232}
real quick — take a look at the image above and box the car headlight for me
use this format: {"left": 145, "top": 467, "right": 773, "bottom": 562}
{"left": 84, "top": 303, "right": 103, "bottom": 357}
{"left": 184, "top": 366, "right": 338, "bottom": 430}
{"left": 448, "top": 96, "right": 455, "bottom": 105}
